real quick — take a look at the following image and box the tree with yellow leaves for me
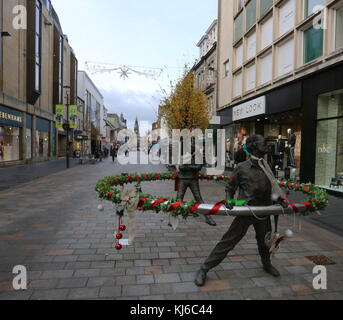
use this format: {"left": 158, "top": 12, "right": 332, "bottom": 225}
{"left": 159, "top": 71, "right": 211, "bottom": 132}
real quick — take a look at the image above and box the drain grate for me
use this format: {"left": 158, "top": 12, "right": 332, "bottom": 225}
{"left": 306, "top": 255, "right": 336, "bottom": 265}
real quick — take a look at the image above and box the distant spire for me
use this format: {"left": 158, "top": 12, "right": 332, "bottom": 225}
{"left": 134, "top": 117, "right": 140, "bottom": 137}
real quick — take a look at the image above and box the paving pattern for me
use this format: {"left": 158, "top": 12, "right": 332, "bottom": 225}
{"left": 0, "top": 159, "right": 342, "bottom": 300}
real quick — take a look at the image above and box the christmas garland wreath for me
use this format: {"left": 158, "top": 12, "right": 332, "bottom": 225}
{"left": 95, "top": 172, "right": 329, "bottom": 219}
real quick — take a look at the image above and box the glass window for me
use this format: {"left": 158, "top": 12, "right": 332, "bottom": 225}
{"left": 36, "top": 131, "right": 49, "bottom": 158}
{"left": 260, "top": 0, "right": 273, "bottom": 17}
{"left": 246, "top": 0, "right": 257, "bottom": 31}
{"left": 26, "top": 128, "right": 32, "bottom": 159}
{"left": 316, "top": 90, "right": 343, "bottom": 189}
{"left": 224, "top": 60, "right": 230, "bottom": 77}
{"left": 34, "top": 0, "right": 41, "bottom": 92}
{"left": 304, "top": 26, "right": 323, "bottom": 64}
{"left": 235, "top": 44, "right": 243, "bottom": 68}
{"left": 0, "top": 126, "right": 20, "bottom": 162}
{"left": 245, "top": 63, "right": 256, "bottom": 91}
{"left": 277, "top": 37, "right": 294, "bottom": 76}
{"left": 233, "top": 72, "right": 243, "bottom": 97}
{"left": 247, "top": 32, "right": 257, "bottom": 60}
{"left": 336, "top": 7, "right": 343, "bottom": 50}
{"left": 260, "top": 52, "right": 273, "bottom": 84}
{"left": 279, "top": 0, "right": 295, "bottom": 36}
{"left": 237, "top": 0, "right": 244, "bottom": 11}
{"left": 305, "top": 0, "right": 325, "bottom": 18}
{"left": 261, "top": 16, "right": 273, "bottom": 50}
{"left": 234, "top": 12, "right": 244, "bottom": 42}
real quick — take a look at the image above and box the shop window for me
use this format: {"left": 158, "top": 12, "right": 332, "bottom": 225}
{"left": 279, "top": 0, "right": 295, "bottom": 36}
{"left": 260, "top": 0, "right": 273, "bottom": 17}
{"left": 36, "top": 131, "right": 49, "bottom": 158}
{"left": 234, "top": 12, "right": 244, "bottom": 42}
{"left": 0, "top": 126, "right": 20, "bottom": 162}
{"left": 235, "top": 44, "right": 243, "bottom": 68}
{"left": 26, "top": 129, "right": 32, "bottom": 159}
{"left": 316, "top": 90, "right": 343, "bottom": 188}
{"left": 277, "top": 37, "right": 294, "bottom": 76}
{"left": 259, "top": 51, "right": 273, "bottom": 85}
{"left": 336, "top": 6, "right": 343, "bottom": 50}
{"left": 247, "top": 32, "right": 257, "bottom": 60}
{"left": 261, "top": 16, "right": 273, "bottom": 50}
{"left": 303, "top": 26, "right": 323, "bottom": 64}
{"left": 246, "top": 0, "right": 257, "bottom": 31}
{"left": 304, "top": 0, "right": 325, "bottom": 18}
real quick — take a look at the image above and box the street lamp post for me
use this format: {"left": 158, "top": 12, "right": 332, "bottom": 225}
{"left": 63, "top": 86, "right": 71, "bottom": 169}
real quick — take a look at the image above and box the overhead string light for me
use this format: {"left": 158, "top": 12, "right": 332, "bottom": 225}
{"left": 85, "top": 61, "right": 172, "bottom": 80}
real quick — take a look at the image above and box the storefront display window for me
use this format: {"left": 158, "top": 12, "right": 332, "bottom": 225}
{"left": 0, "top": 126, "right": 20, "bottom": 162}
{"left": 26, "top": 128, "right": 32, "bottom": 159}
{"left": 315, "top": 89, "right": 343, "bottom": 189}
{"left": 36, "top": 131, "right": 49, "bottom": 158}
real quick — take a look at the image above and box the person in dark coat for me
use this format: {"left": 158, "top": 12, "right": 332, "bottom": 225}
{"left": 194, "top": 135, "right": 282, "bottom": 287}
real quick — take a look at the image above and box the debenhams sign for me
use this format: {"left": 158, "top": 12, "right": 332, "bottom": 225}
{"left": 0, "top": 111, "right": 23, "bottom": 123}
{"left": 233, "top": 96, "right": 266, "bottom": 122}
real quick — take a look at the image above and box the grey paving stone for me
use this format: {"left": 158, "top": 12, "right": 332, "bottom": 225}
{"left": 64, "top": 262, "right": 91, "bottom": 270}
{"left": 99, "top": 286, "right": 122, "bottom": 298}
{"left": 31, "top": 289, "right": 69, "bottom": 300}
{"left": 115, "top": 276, "right": 137, "bottom": 286}
{"left": 57, "top": 278, "right": 88, "bottom": 289}
{"left": 134, "top": 260, "right": 152, "bottom": 267}
{"left": 155, "top": 273, "right": 181, "bottom": 284}
{"left": 67, "top": 287, "right": 100, "bottom": 300}
{"left": 238, "top": 287, "right": 271, "bottom": 300}
{"left": 137, "top": 275, "right": 155, "bottom": 284}
{"left": 73, "top": 269, "right": 100, "bottom": 278}
{"left": 139, "top": 295, "right": 165, "bottom": 300}
{"left": 126, "top": 267, "right": 146, "bottom": 276}
{"left": 40, "top": 270, "right": 74, "bottom": 280}
{"left": 252, "top": 277, "right": 283, "bottom": 288}
{"left": 150, "top": 283, "right": 173, "bottom": 295}
{"left": 28, "top": 279, "right": 58, "bottom": 290}
{"left": 0, "top": 290, "right": 33, "bottom": 300}
{"left": 284, "top": 266, "right": 309, "bottom": 275}
{"left": 122, "top": 284, "right": 150, "bottom": 297}
{"left": 87, "top": 277, "right": 116, "bottom": 288}
{"left": 172, "top": 282, "right": 199, "bottom": 294}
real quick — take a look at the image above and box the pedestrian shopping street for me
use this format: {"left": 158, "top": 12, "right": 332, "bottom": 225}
{"left": 0, "top": 158, "right": 343, "bottom": 300}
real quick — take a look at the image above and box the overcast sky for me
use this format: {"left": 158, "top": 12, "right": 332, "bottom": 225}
{"left": 52, "top": 0, "right": 218, "bottom": 134}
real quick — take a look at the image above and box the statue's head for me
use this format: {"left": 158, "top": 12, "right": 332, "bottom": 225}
{"left": 246, "top": 135, "right": 268, "bottom": 158}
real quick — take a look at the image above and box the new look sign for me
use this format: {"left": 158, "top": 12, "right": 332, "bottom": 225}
{"left": 233, "top": 96, "right": 266, "bottom": 121}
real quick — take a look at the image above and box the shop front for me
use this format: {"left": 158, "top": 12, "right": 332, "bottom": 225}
{"left": 0, "top": 105, "right": 23, "bottom": 164}
{"left": 35, "top": 117, "right": 50, "bottom": 159}
{"left": 315, "top": 89, "right": 343, "bottom": 192}
{"left": 219, "top": 83, "right": 303, "bottom": 179}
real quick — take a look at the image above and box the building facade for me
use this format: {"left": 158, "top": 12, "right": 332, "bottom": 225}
{"left": 192, "top": 20, "right": 218, "bottom": 119}
{"left": 217, "top": 0, "right": 343, "bottom": 190}
{"left": 0, "top": 0, "right": 78, "bottom": 167}
{"left": 106, "top": 113, "right": 127, "bottom": 144}
{"left": 77, "top": 71, "right": 104, "bottom": 155}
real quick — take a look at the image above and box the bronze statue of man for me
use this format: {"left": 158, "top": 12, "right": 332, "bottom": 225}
{"left": 176, "top": 152, "right": 216, "bottom": 227}
{"left": 195, "top": 135, "right": 281, "bottom": 287}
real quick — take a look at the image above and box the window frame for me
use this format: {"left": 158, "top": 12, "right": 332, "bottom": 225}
{"left": 34, "top": 0, "right": 42, "bottom": 93}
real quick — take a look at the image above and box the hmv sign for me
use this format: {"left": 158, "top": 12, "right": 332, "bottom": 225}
{"left": 233, "top": 96, "right": 266, "bottom": 121}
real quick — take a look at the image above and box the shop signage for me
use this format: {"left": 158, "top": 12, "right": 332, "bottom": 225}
{"left": 0, "top": 111, "right": 22, "bottom": 123}
{"left": 69, "top": 105, "right": 78, "bottom": 129}
{"left": 55, "top": 105, "right": 64, "bottom": 129}
{"left": 233, "top": 96, "right": 266, "bottom": 121}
